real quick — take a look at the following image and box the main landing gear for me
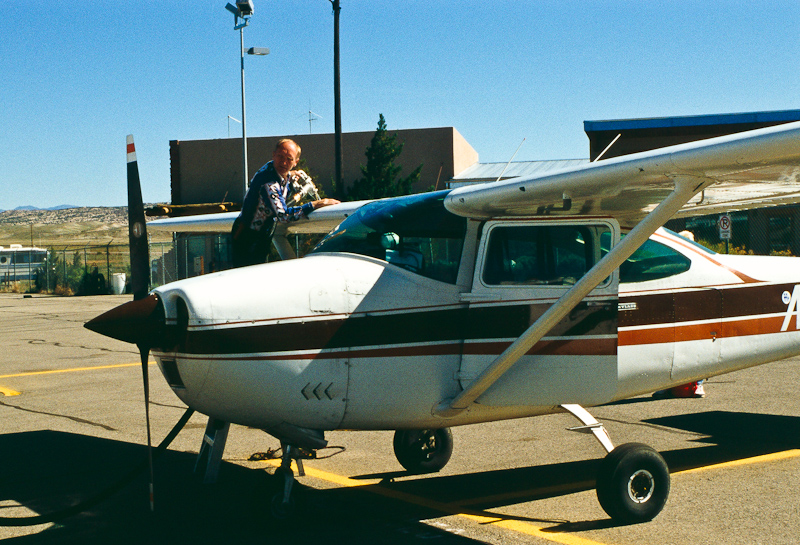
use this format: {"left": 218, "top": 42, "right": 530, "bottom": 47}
{"left": 560, "top": 404, "right": 670, "bottom": 524}
{"left": 393, "top": 428, "right": 454, "bottom": 474}
{"left": 390, "top": 408, "right": 669, "bottom": 525}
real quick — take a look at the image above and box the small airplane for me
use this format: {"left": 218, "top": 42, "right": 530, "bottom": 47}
{"left": 86, "top": 124, "right": 800, "bottom": 523}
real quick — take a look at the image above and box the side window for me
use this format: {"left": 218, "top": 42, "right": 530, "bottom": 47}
{"left": 620, "top": 238, "right": 691, "bottom": 283}
{"left": 482, "top": 225, "right": 608, "bottom": 286}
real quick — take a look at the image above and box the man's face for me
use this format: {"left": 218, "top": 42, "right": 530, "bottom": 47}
{"left": 272, "top": 142, "right": 299, "bottom": 177}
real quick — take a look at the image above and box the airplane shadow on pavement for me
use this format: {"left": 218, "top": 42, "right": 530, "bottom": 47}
{"left": 353, "top": 410, "right": 800, "bottom": 531}
{"left": 2, "top": 411, "right": 797, "bottom": 542}
{"left": 0, "top": 431, "right": 482, "bottom": 545}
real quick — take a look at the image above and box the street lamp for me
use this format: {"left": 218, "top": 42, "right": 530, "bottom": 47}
{"left": 224, "top": 1, "right": 269, "bottom": 200}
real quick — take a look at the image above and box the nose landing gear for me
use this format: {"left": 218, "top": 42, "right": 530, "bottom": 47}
{"left": 270, "top": 443, "right": 315, "bottom": 519}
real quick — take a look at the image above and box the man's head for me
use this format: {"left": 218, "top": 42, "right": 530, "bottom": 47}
{"left": 272, "top": 139, "right": 301, "bottom": 178}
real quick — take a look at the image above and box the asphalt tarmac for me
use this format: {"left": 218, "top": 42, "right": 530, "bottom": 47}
{"left": 1, "top": 293, "right": 799, "bottom": 544}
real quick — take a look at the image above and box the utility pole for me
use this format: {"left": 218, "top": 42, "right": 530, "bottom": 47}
{"left": 331, "top": 0, "right": 343, "bottom": 199}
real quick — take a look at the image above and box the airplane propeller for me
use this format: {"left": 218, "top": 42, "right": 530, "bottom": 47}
{"left": 126, "top": 135, "right": 155, "bottom": 510}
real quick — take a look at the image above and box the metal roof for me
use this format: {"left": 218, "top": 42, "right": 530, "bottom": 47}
{"left": 584, "top": 109, "right": 800, "bottom": 133}
{"left": 449, "top": 159, "right": 589, "bottom": 187}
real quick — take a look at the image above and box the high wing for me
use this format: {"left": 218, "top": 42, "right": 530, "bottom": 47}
{"left": 436, "top": 121, "right": 800, "bottom": 417}
{"left": 445, "top": 120, "right": 800, "bottom": 227}
{"left": 147, "top": 199, "right": 369, "bottom": 235}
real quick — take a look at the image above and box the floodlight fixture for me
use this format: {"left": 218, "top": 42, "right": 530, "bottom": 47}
{"left": 225, "top": 3, "right": 240, "bottom": 17}
{"left": 247, "top": 47, "right": 269, "bottom": 56}
{"left": 236, "top": 0, "right": 254, "bottom": 17}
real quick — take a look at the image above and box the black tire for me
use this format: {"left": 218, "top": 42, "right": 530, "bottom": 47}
{"left": 270, "top": 492, "right": 296, "bottom": 519}
{"left": 268, "top": 466, "right": 301, "bottom": 519}
{"left": 393, "top": 428, "right": 454, "bottom": 474}
{"left": 596, "top": 442, "right": 670, "bottom": 524}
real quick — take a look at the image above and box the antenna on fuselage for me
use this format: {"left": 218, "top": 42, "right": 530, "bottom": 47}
{"left": 496, "top": 138, "right": 526, "bottom": 182}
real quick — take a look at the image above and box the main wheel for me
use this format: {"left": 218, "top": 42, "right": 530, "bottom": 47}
{"left": 393, "top": 428, "right": 454, "bottom": 474}
{"left": 596, "top": 442, "right": 670, "bottom": 524}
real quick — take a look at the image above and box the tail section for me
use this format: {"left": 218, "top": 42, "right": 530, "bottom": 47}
{"left": 127, "top": 135, "right": 150, "bottom": 300}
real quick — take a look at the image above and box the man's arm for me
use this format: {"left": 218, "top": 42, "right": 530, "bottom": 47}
{"left": 265, "top": 177, "right": 341, "bottom": 223}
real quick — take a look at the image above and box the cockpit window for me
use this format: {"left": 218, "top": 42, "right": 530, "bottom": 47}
{"left": 613, "top": 232, "right": 692, "bottom": 283}
{"left": 483, "top": 224, "right": 610, "bottom": 286}
{"left": 311, "top": 191, "right": 467, "bottom": 284}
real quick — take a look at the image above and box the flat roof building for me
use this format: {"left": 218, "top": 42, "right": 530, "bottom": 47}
{"left": 169, "top": 127, "right": 478, "bottom": 206}
{"left": 158, "top": 109, "right": 800, "bottom": 281}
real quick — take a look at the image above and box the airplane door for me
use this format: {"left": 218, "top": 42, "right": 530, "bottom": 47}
{"left": 459, "top": 220, "right": 620, "bottom": 407}
{"left": 671, "top": 288, "right": 722, "bottom": 382}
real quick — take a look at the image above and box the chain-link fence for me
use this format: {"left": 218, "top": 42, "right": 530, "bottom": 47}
{"left": 1, "top": 240, "right": 179, "bottom": 295}
{"left": 3, "top": 205, "right": 797, "bottom": 296}
{"left": 666, "top": 205, "right": 799, "bottom": 257}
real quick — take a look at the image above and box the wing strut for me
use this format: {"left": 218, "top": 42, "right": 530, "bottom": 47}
{"left": 272, "top": 223, "right": 298, "bottom": 260}
{"left": 434, "top": 176, "right": 708, "bottom": 418}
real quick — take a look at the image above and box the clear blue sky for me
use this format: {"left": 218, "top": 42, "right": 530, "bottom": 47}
{"left": 3, "top": 1, "right": 800, "bottom": 210}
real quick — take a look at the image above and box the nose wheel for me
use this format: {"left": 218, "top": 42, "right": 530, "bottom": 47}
{"left": 269, "top": 443, "right": 311, "bottom": 519}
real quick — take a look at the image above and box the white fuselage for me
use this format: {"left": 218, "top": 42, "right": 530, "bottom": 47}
{"left": 150, "top": 227, "right": 800, "bottom": 436}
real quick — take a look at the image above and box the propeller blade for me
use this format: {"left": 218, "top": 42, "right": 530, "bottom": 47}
{"left": 127, "top": 135, "right": 150, "bottom": 301}
{"left": 129, "top": 135, "right": 155, "bottom": 511}
{"left": 139, "top": 344, "right": 155, "bottom": 511}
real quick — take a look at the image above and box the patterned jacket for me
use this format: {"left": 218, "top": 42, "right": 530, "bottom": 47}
{"left": 239, "top": 161, "right": 315, "bottom": 233}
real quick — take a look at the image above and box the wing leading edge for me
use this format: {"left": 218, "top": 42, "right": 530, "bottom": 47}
{"left": 445, "top": 120, "right": 800, "bottom": 228}
{"left": 147, "top": 200, "right": 369, "bottom": 235}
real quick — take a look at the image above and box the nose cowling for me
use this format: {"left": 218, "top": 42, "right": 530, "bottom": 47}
{"left": 85, "top": 293, "right": 167, "bottom": 347}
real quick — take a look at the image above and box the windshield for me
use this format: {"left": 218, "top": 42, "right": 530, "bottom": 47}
{"left": 601, "top": 228, "right": 692, "bottom": 283}
{"left": 311, "top": 191, "right": 467, "bottom": 284}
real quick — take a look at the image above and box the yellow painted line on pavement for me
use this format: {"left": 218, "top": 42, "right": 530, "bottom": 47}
{"left": 259, "top": 448, "right": 800, "bottom": 543}
{"left": 458, "top": 449, "right": 800, "bottom": 508}
{"left": 0, "top": 361, "right": 155, "bottom": 379}
{"left": 260, "top": 459, "right": 610, "bottom": 545}
{"left": 0, "top": 385, "right": 21, "bottom": 396}
{"left": 0, "top": 361, "right": 156, "bottom": 396}
{"left": 675, "top": 449, "right": 800, "bottom": 475}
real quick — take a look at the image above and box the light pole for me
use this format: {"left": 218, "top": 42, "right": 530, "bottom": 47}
{"left": 224, "top": 1, "right": 269, "bottom": 200}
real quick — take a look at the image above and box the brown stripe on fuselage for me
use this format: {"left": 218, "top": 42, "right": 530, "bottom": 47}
{"left": 620, "top": 315, "right": 789, "bottom": 346}
{"left": 159, "top": 335, "right": 616, "bottom": 362}
{"left": 177, "top": 301, "right": 616, "bottom": 356}
{"left": 619, "top": 282, "right": 796, "bottom": 328}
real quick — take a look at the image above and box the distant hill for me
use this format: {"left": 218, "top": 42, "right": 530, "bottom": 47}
{"left": 12, "top": 204, "right": 79, "bottom": 211}
{"left": 0, "top": 206, "right": 128, "bottom": 226}
{"left": 0, "top": 206, "right": 172, "bottom": 246}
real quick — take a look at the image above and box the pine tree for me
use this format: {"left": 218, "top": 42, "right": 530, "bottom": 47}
{"left": 346, "top": 114, "right": 422, "bottom": 200}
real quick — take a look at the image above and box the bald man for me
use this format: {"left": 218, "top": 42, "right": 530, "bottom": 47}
{"left": 231, "top": 139, "right": 339, "bottom": 267}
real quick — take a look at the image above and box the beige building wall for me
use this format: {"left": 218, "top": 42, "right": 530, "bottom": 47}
{"left": 170, "top": 127, "right": 479, "bottom": 205}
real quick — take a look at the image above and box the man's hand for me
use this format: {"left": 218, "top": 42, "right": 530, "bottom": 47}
{"left": 310, "top": 198, "right": 341, "bottom": 210}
